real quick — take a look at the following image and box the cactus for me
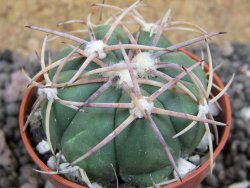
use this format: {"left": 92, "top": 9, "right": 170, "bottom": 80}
{"left": 24, "top": 1, "right": 233, "bottom": 187}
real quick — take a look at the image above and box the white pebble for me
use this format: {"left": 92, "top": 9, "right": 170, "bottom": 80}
{"left": 173, "top": 158, "right": 196, "bottom": 178}
{"left": 36, "top": 140, "right": 50, "bottom": 154}
{"left": 59, "top": 162, "right": 71, "bottom": 171}
{"left": 181, "top": 153, "right": 189, "bottom": 160}
{"left": 47, "top": 156, "right": 57, "bottom": 170}
{"left": 240, "top": 107, "right": 250, "bottom": 121}
{"left": 196, "top": 132, "right": 214, "bottom": 152}
{"left": 245, "top": 70, "right": 250, "bottom": 77}
{"left": 59, "top": 163, "right": 81, "bottom": 178}
{"left": 92, "top": 182, "right": 103, "bottom": 188}
{"left": 188, "top": 154, "right": 201, "bottom": 166}
{"left": 208, "top": 103, "right": 220, "bottom": 116}
{"left": 220, "top": 42, "right": 234, "bottom": 57}
{"left": 60, "top": 154, "right": 66, "bottom": 162}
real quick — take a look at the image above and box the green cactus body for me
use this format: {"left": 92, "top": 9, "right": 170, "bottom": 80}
{"left": 39, "top": 24, "right": 207, "bottom": 186}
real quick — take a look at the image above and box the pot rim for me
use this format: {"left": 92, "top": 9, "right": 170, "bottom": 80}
{"left": 19, "top": 48, "right": 232, "bottom": 188}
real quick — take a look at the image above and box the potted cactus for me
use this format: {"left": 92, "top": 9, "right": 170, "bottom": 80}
{"left": 20, "top": 1, "right": 232, "bottom": 187}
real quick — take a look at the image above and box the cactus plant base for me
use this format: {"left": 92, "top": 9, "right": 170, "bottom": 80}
{"left": 19, "top": 49, "right": 231, "bottom": 188}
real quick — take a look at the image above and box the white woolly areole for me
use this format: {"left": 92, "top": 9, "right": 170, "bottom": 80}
{"left": 38, "top": 83, "right": 57, "bottom": 101}
{"left": 199, "top": 103, "right": 220, "bottom": 116}
{"left": 130, "top": 97, "right": 154, "bottom": 118}
{"left": 85, "top": 40, "right": 107, "bottom": 59}
{"left": 173, "top": 158, "right": 196, "bottom": 178}
{"left": 36, "top": 140, "right": 50, "bottom": 154}
{"left": 131, "top": 52, "right": 157, "bottom": 78}
{"left": 104, "top": 61, "right": 135, "bottom": 87}
{"left": 142, "top": 23, "right": 158, "bottom": 36}
{"left": 47, "top": 156, "right": 57, "bottom": 170}
{"left": 199, "top": 104, "right": 209, "bottom": 115}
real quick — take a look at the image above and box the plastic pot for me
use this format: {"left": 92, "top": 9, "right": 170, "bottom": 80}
{"left": 19, "top": 48, "right": 231, "bottom": 188}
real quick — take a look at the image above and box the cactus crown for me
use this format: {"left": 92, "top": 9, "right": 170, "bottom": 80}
{"left": 24, "top": 1, "right": 233, "bottom": 187}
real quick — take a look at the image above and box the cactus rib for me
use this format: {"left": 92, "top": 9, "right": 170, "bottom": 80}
{"left": 71, "top": 114, "right": 136, "bottom": 166}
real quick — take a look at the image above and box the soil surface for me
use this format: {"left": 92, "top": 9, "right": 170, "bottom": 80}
{"left": 0, "top": 42, "right": 249, "bottom": 188}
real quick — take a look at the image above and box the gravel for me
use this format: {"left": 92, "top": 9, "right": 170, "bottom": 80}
{"left": 0, "top": 42, "right": 249, "bottom": 188}
{"left": 0, "top": 50, "right": 44, "bottom": 188}
{"left": 192, "top": 42, "right": 250, "bottom": 188}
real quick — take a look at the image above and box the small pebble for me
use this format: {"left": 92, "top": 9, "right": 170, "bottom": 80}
{"left": 92, "top": 182, "right": 103, "bottom": 188}
{"left": 233, "top": 154, "right": 248, "bottom": 168}
{"left": 36, "top": 140, "right": 50, "bottom": 154}
{"left": 0, "top": 108, "right": 5, "bottom": 121}
{"left": 6, "top": 102, "right": 19, "bottom": 116}
{"left": 228, "top": 181, "right": 250, "bottom": 188}
{"left": 188, "top": 154, "right": 201, "bottom": 166}
{"left": 240, "top": 106, "right": 250, "bottom": 121}
{"left": 213, "top": 162, "right": 224, "bottom": 174}
{"left": 0, "top": 50, "right": 13, "bottom": 62}
{"left": 247, "top": 146, "right": 250, "bottom": 158}
{"left": 44, "top": 181, "right": 56, "bottom": 188}
{"left": 235, "top": 170, "right": 247, "bottom": 181}
{"left": 0, "top": 60, "right": 12, "bottom": 73}
{"left": 6, "top": 116, "right": 18, "bottom": 128}
{"left": 0, "top": 130, "right": 16, "bottom": 167}
{"left": 47, "top": 156, "right": 57, "bottom": 170}
{"left": 19, "top": 155, "right": 30, "bottom": 165}
{"left": 204, "top": 174, "right": 219, "bottom": 187}
{"left": 239, "top": 142, "right": 248, "bottom": 153}
{"left": 220, "top": 42, "right": 234, "bottom": 57}
{"left": 0, "top": 178, "right": 10, "bottom": 188}
{"left": 20, "top": 183, "right": 35, "bottom": 188}
{"left": 173, "top": 158, "right": 196, "bottom": 178}
{"left": 196, "top": 132, "right": 214, "bottom": 152}
{"left": 0, "top": 73, "right": 9, "bottom": 88}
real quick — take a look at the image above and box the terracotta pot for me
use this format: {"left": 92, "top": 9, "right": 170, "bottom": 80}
{"left": 19, "top": 49, "right": 231, "bottom": 188}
